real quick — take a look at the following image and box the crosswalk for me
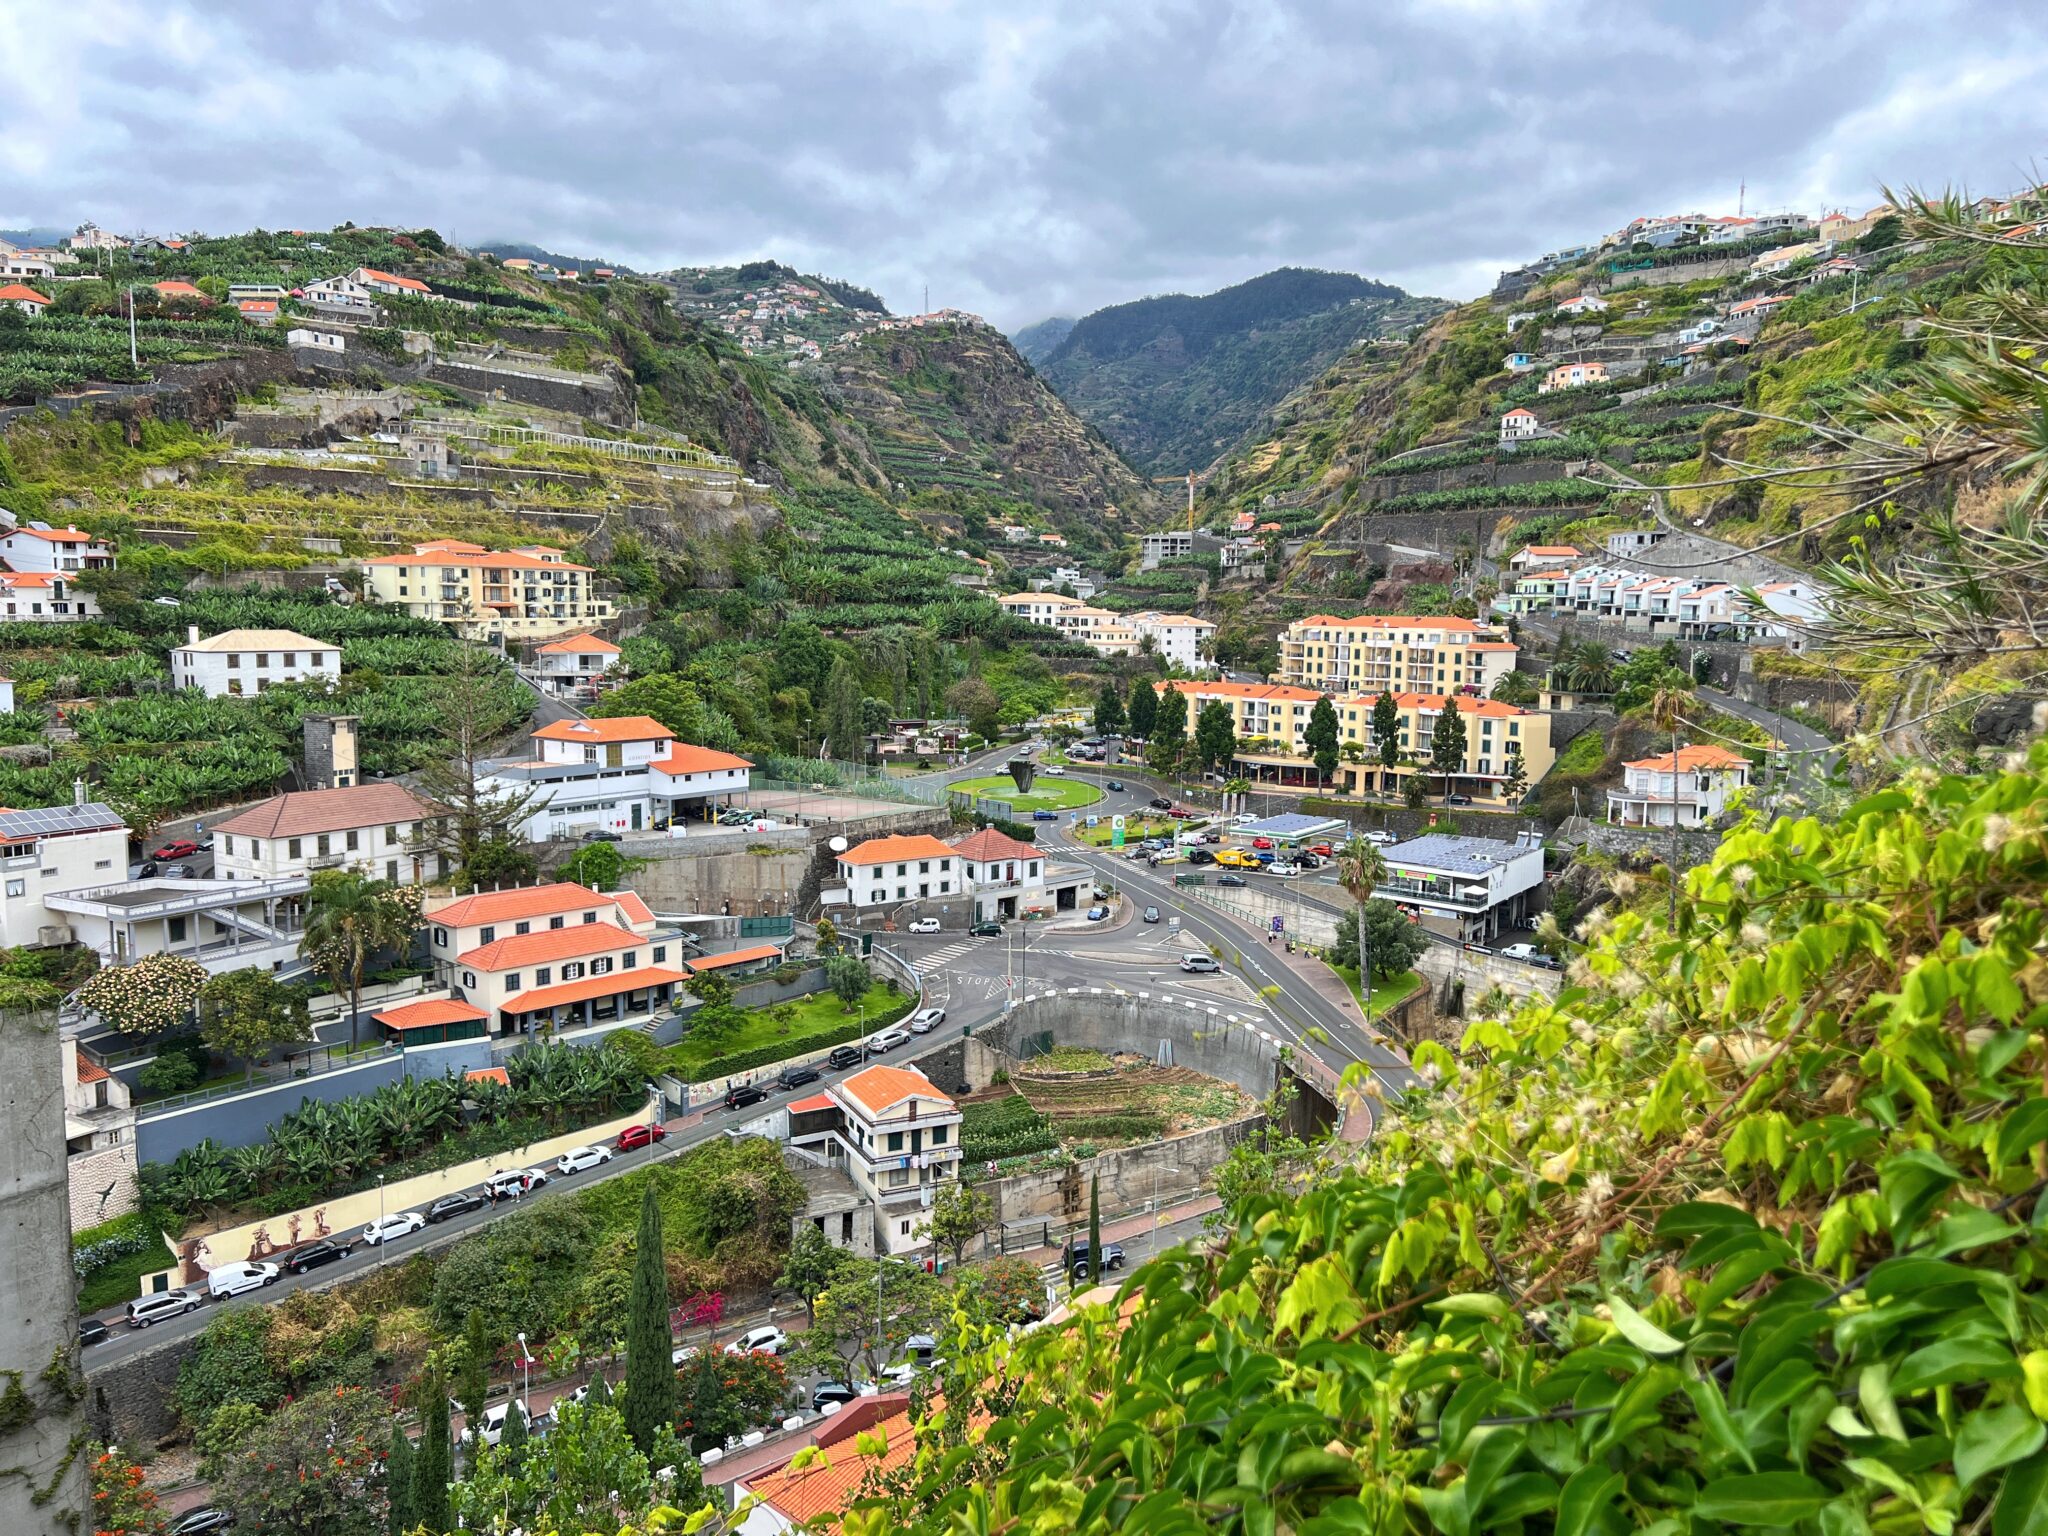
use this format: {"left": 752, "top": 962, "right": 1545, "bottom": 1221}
{"left": 907, "top": 939, "right": 978, "bottom": 977}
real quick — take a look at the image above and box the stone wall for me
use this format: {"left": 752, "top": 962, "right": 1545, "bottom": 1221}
{"left": 425, "top": 359, "right": 623, "bottom": 423}
{"left": 1414, "top": 941, "right": 1562, "bottom": 1011}
{"left": 972, "top": 1118, "right": 1261, "bottom": 1250}
{"left": 84, "top": 1331, "right": 193, "bottom": 1448}
{"left": 68, "top": 1141, "right": 140, "bottom": 1228}
{"left": 610, "top": 839, "right": 814, "bottom": 918}
{"left": 1565, "top": 818, "right": 1726, "bottom": 870}
{"left": 972, "top": 993, "right": 1291, "bottom": 1107}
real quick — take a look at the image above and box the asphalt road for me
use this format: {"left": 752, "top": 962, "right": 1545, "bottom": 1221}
{"left": 1696, "top": 684, "right": 1839, "bottom": 799}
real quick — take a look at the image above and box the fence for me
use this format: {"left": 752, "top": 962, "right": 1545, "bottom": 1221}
{"left": 754, "top": 768, "right": 947, "bottom": 808}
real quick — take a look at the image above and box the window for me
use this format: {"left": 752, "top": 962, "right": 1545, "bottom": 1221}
{"left": 254, "top": 653, "right": 268, "bottom": 668}
{"left": 653, "top": 945, "right": 667, "bottom": 963}
{"left": 462, "top": 971, "right": 476, "bottom": 988}
{"left": 900, "top": 1219, "right": 913, "bottom": 1236}
{"left": 226, "top": 678, "right": 243, "bottom": 697}
{"left": 561, "top": 962, "right": 585, "bottom": 980}
{"left": 4, "top": 880, "right": 20, "bottom": 897}
{"left": 345, "top": 829, "right": 359, "bottom": 851}
{"left": 480, "top": 926, "right": 496, "bottom": 945}
{"left": 432, "top": 926, "right": 448, "bottom": 946}
{"left": 535, "top": 968, "right": 552, "bottom": 987}
{"left": 288, "top": 838, "right": 302, "bottom": 859}
{"left": 316, "top": 834, "right": 331, "bottom": 857}
{"left": 887, "top": 1131, "right": 904, "bottom": 1151}
{"left": 222, "top": 836, "right": 234, "bottom": 855}
{"left": 623, "top": 951, "right": 638, "bottom": 969}
{"left": 591, "top": 956, "right": 612, "bottom": 975}
{"left": 226, "top": 653, "right": 240, "bottom": 669}
{"left": 550, "top": 916, "right": 565, "bottom": 930}
{"left": 890, "top": 1170, "right": 912, "bottom": 1188}
{"left": 504, "top": 973, "right": 520, "bottom": 992}
{"left": 386, "top": 861, "right": 398, "bottom": 881}
{"left": 583, "top": 912, "right": 597, "bottom": 924}
{"left": 385, "top": 825, "right": 400, "bottom": 845}
{"left": 930, "top": 1125, "right": 947, "bottom": 1145}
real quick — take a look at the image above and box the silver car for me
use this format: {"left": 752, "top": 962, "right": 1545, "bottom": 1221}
{"left": 127, "top": 1288, "right": 205, "bottom": 1329}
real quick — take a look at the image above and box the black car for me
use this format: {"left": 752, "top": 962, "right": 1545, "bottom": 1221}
{"left": 78, "top": 1317, "right": 110, "bottom": 1348}
{"left": 283, "top": 1239, "right": 355, "bottom": 1275}
{"left": 1186, "top": 849, "right": 1216, "bottom": 865}
{"left": 136, "top": 860, "right": 159, "bottom": 878}
{"left": 1106, "top": 780, "right": 1123, "bottom": 792}
{"left": 171, "top": 1510, "right": 236, "bottom": 1536}
{"left": 813, "top": 1381, "right": 865, "bottom": 1412}
{"left": 580, "top": 828, "right": 623, "bottom": 842}
{"left": 425, "top": 1191, "right": 489, "bottom": 1224}
{"left": 1148, "top": 796, "right": 1173, "bottom": 811}
{"left": 969, "top": 920, "right": 1002, "bottom": 938}
{"left": 725, "top": 1082, "right": 769, "bottom": 1110}
{"left": 1217, "top": 873, "right": 1248, "bottom": 887}
{"left": 776, "top": 1062, "right": 821, "bottom": 1091}
{"left": 1069, "top": 1240, "right": 1127, "bottom": 1281}
{"left": 826, "top": 1044, "right": 864, "bottom": 1070}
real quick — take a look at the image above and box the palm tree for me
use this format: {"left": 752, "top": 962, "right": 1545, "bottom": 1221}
{"left": 1565, "top": 640, "right": 1616, "bottom": 696}
{"left": 300, "top": 870, "right": 415, "bottom": 1050}
{"left": 1335, "top": 837, "right": 1390, "bottom": 1030}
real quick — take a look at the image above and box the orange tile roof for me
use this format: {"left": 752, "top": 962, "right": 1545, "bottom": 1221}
{"left": 464, "top": 1066, "right": 511, "bottom": 1087}
{"left": 75, "top": 1048, "right": 109, "bottom": 1084}
{"left": 1522, "top": 545, "right": 1582, "bottom": 556}
{"left": 237, "top": 300, "right": 278, "bottom": 314}
{"left": 425, "top": 882, "right": 605, "bottom": 928}
{"left": 359, "top": 267, "right": 430, "bottom": 292}
{"left": 835, "top": 1065, "right": 954, "bottom": 1117}
{"left": 373, "top": 998, "right": 491, "bottom": 1030}
{"left": 1624, "top": 745, "right": 1750, "bottom": 772}
{"left": 686, "top": 943, "right": 784, "bottom": 973}
{"left": 361, "top": 549, "right": 592, "bottom": 572}
{"left": 535, "top": 632, "right": 620, "bottom": 655}
{"left": 532, "top": 716, "right": 673, "bottom": 745}
{"left": 6, "top": 526, "right": 98, "bottom": 543}
{"left": 0, "top": 284, "right": 51, "bottom": 305}
{"left": 416, "top": 539, "right": 487, "bottom": 553}
{"left": 152, "top": 281, "right": 206, "bottom": 298}
{"left": 1344, "top": 691, "right": 1536, "bottom": 719}
{"left": 604, "top": 889, "right": 655, "bottom": 927}
{"left": 1294, "top": 613, "right": 1489, "bottom": 632}
{"left": 948, "top": 826, "right": 1039, "bottom": 862}
{"left": 459, "top": 921, "right": 643, "bottom": 970}
{"left": 742, "top": 1407, "right": 917, "bottom": 1528}
{"left": 787, "top": 1091, "right": 837, "bottom": 1114}
{"left": 214, "top": 782, "right": 443, "bottom": 840}
{"left": 650, "top": 744, "right": 753, "bottom": 774}
{"left": 504, "top": 966, "right": 688, "bottom": 1014}
{"left": 839, "top": 833, "right": 958, "bottom": 867}
{"left": 1158, "top": 679, "right": 1323, "bottom": 703}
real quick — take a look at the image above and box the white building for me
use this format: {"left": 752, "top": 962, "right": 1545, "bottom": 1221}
{"left": 0, "top": 677, "right": 13, "bottom": 714}
{"left": 787, "top": 1065, "right": 963, "bottom": 1255}
{"left": 1129, "top": 610, "right": 1216, "bottom": 668}
{"left": 0, "top": 797, "right": 132, "bottom": 951}
{"left": 300, "top": 275, "right": 379, "bottom": 313}
{"left": 1554, "top": 295, "right": 1609, "bottom": 316}
{"left": 348, "top": 266, "right": 433, "bottom": 299}
{"left": 833, "top": 834, "right": 962, "bottom": 908}
{"left": 1375, "top": 830, "right": 1546, "bottom": 942}
{"left": 1507, "top": 544, "right": 1583, "bottom": 572}
{"left": 169, "top": 627, "right": 341, "bottom": 699}
{"left": 478, "top": 716, "right": 752, "bottom": 841}
{"left": 945, "top": 826, "right": 1091, "bottom": 921}
{"left": 0, "top": 283, "right": 51, "bottom": 316}
{"left": 1607, "top": 744, "right": 1752, "bottom": 828}
{"left": 49, "top": 875, "right": 310, "bottom": 975}
{"left": 530, "top": 632, "right": 620, "bottom": 697}
{"left": 0, "top": 572, "right": 100, "bottom": 622}
{"left": 64, "top": 1039, "right": 139, "bottom": 1227}
{"left": 212, "top": 783, "right": 450, "bottom": 885}
{"left": 0, "top": 523, "right": 115, "bottom": 574}
{"left": 1500, "top": 407, "right": 1541, "bottom": 443}
{"left": 286, "top": 327, "right": 346, "bottom": 352}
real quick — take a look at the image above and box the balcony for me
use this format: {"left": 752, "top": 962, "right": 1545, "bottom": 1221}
{"left": 1374, "top": 876, "right": 1493, "bottom": 911}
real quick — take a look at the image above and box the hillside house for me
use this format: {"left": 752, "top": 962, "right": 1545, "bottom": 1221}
{"left": 1373, "top": 830, "right": 1546, "bottom": 942}
{"left": 350, "top": 267, "right": 433, "bottom": 298}
{"left": 0, "top": 283, "right": 51, "bottom": 316}
{"left": 286, "top": 327, "right": 346, "bottom": 352}
{"left": 1499, "top": 407, "right": 1541, "bottom": 443}
{"left": 151, "top": 280, "right": 208, "bottom": 302}
{"left": 0, "top": 797, "right": 132, "bottom": 952}
{"left": 1508, "top": 545, "right": 1583, "bottom": 572}
{"left": 0, "top": 573, "right": 99, "bottom": 621}
{"left": 531, "top": 632, "right": 620, "bottom": 696}
{"left": 0, "top": 254, "right": 56, "bottom": 282}
{"left": 786, "top": 1066, "right": 963, "bottom": 1256}
{"left": 1554, "top": 295, "right": 1609, "bottom": 316}
{"left": 1607, "top": 744, "right": 1751, "bottom": 828}
{"left": 833, "top": 834, "right": 962, "bottom": 909}
{"left": 236, "top": 299, "right": 279, "bottom": 325}
{"left": 1128, "top": 610, "right": 1216, "bottom": 668}
{"left": 478, "top": 715, "right": 752, "bottom": 841}
{"left": 0, "top": 523, "right": 114, "bottom": 574}
{"left": 1751, "top": 239, "right": 1833, "bottom": 275}
{"left": 212, "top": 783, "right": 451, "bottom": 886}
{"left": 1537, "top": 361, "right": 1608, "bottom": 394}
{"left": 947, "top": 826, "right": 1089, "bottom": 921}
{"left": 1502, "top": 351, "right": 1537, "bottom": 373}
{"left": 170, "top": 626, "right": 341, "bottom": 698}
{"left": 300, "top": 275, "right": 378, "bottom": 313}
{"left": 1605, "top": 528, "right": 1666, "bottom": 556}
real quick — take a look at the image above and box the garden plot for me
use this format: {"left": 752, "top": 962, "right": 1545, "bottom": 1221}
{"left": 960, "top": 1051, "right": 1253, "bottom": 1172}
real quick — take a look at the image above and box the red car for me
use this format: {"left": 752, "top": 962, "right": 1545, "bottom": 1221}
{"left": 1252, "top": 837, "right": 1274, "bottom": 850}
{"left": 151, "top": 839, "right": 201, "bottom": 860}
{"left": 1308, "top": 844, "right": 1333, "bottom": 858}
{"left": 1166, "top": 805, "right": 1194, "bottom": 818}
{"left": 614, "top": 1123, "right": 669, "bottom": 1151}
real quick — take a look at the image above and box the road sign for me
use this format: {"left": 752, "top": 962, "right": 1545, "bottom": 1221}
{"left": 1111, "top": 814, "right": 1125, "bottom": 850}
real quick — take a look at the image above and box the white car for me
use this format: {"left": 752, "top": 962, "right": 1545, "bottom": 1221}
{"left": 906, "top": 918, "right": 942, "bottom": 935}
{"left": 908, "top": 1007, "right": 945, "bottom": 1033}
{"left": 1235, "top": 813, "right": 1259, "bottom": 826}
{"left": 1362, "top": 829, "right": 1398, "bottom": 846}
{"left": 1498, "top": 942, "right": 1544, "bottom": 964}
{"left": 555, "top": 1145, "right": 614, "bottom": 1175}
{"left": 207, "top": 1261, "right": 280, "bottom": 1299}
{"left": 1042, "top": 765, "right": 1067, "bottom": 776}
{"left": 485, "top": 1169, "right": 539, "bottom": 1200}
{"left": 671, "top": 1344, "right": 701, "bottom": 1367}
{"left": 360, "top": 1212, "right": 426, "bottom": 1246}
{"left": 1265, "top": 863, "right": 1302, "bottom": 879}
{"left": 724, "top": 1325, "right": 788, "bottom": 1357}
{"left": 460, "top": 1400, "right": 532, "bottom": 1448}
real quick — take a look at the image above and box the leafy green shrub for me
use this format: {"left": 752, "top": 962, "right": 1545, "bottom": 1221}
{"left": 961, "top": 1095, "right": 1059, "bottom": 1162}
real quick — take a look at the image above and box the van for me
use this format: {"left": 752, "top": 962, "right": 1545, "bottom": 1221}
{"left": 1499, "top": 942, "right": 1544, "bottom": 964}
{"left": 1180, "top": 954, "right": 1219, "bottom": 974}
{"left": 208, "top": 1261, "right": 280, "bottom": 1300}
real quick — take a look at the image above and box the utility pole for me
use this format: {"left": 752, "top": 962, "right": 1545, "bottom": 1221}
{"left": 127, "top": 285, "right": 138, "bottom": 367}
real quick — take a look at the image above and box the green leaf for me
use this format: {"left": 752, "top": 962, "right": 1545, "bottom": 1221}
{"left": 1694, "top": 1471, "right": 1831, "bottom": 1526}
{"left": 1879, "top": 1148, "right": 1962, "bottom": 1239}
{"left": 1956, "top": 1403, "right": 2046, "bottom": 1491}
{"left": 1998, "top": 1449, "right": 2048, "bottom": 1536}
{"left": 1818, "top": 1497, "right": 1875, "bottom": 1536}
{"left": 1995, "top": 1098, "right": 2048, "bottom": 1169}
{"left": 1428, "top": 1293, "right": 1515, "bottom": 1320}
{"left": 1607, "top": 1295, "right": 1684, "bottom": 1357}
{"left": 1554, "top": 1464, "right": 1623, "bottom": 1536}
{"left": 1657, "top": 1201, "right": 1760, "bottom": 1238}
{"left": 1687, "top": 1373, "right": 1756, "bottom": 1472}
{"left": 1858, "top": 1362, "right": 1907, "bottom": 1443}
{"left": 1893, "top": 1335, "right": 2021, "bottom": 1394}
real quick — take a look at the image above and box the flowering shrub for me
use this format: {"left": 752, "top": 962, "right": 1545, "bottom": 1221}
{"left": 89, "top": 1444, "right": 169, "bottom": 1536}
{"left": 75, "top": 952, "right": 208, "bottom": 1034}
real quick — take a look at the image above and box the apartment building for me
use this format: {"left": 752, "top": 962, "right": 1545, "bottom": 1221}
{"left": 1278, "top": 614, "right": 1519, "bottom": 697}
{"left": 212, "top": 782, "right": 450, "bottom": 885}
{"left": 1128, "top": 610, "right": 1216, "bottom": 668}
{"left": 49, "top": 875, "right": 309, "bottom": 976}
{"left": 360, "top": 540, "right": 613, "bottom": 642}
{"left": 1607, "top": 744, "right": 1752, "bottom": 828}
{"left": 1330, "top": 692, "right": 1555, "bottom": 805}
{"left": 0, "top": 523, "right": 115, "bottom": 574}
{"left": 1375, "top": 830, "right": 1546, "bottom": 942}
{"left": 477, "top": 716, "right": 752, "bottom": 841}
{"left": 1157, "top": 679, "right": 1326, "bottom": 758}
{"left": 170, "top": 627, "right": 341, "bottom": 698}
{"left": 993, "top": 591, "right": 1139, "bottom": 654}
{"left": 1538, "top": 361, "right": 1609, "bottom": 393}
{"left": 787, "top": 1066, "right": 963, "bottom": 1256}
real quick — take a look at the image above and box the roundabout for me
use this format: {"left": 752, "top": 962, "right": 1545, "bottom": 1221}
{"left": 949, "top": 773, "right": 1105, "bottom": 812}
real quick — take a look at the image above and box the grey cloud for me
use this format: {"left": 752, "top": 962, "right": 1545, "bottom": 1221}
{"left": 2, "top": 0, "right": 2044, "bottom": 326}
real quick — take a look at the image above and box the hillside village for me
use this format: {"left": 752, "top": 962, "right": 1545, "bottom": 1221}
{"left": 2, "top": 159, "right": 2048, "bottom": 1536}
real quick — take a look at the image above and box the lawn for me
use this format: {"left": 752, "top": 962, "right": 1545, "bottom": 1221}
{"left": 950, "top": 773, "right": 1104, "bottom": 812}
{"left": 1330, "top": 966, "right": 1423, "bottom": 1016}
{"left": 78, "top": 1242, "right": 168, "bottom": 1313}
{"left": 1075, "top": 815, "right": 1181, "bottom": 846}
{"left": 662, "top": 980, "right": 914, "bottom": 1081}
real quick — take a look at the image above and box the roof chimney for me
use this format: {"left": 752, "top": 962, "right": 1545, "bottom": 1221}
{"left": 187, "top": 624, "right": 199, "bottom": 645}
{"left": 73, "top": 777, "right": 85, "bottom": 807}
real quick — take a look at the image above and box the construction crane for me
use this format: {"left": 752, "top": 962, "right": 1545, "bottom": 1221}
{"left": 1149, "top": 470, "right": 1202, "bottom": 530}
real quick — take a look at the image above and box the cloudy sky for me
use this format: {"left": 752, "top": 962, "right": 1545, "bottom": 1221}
{"left": 4, "top": 0, "right": 2044, "bottom": 327}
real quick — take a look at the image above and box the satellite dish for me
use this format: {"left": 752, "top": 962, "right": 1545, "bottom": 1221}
{"left": 828, "top": 835, "right": 849, "bottom": 853}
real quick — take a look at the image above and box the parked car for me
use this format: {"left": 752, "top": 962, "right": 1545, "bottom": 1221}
{"left": 826, "top": 1044, "right": 866, "bottom": 1069}
{"left": 1106, "top": 780, "right": 1124, "bottom": 792}
{"left": 360, "top": 1212, "right": 426, "bottom": 1246}
{"left": 969, "top": 920, "right": 1003, "bottom": 938}
{"left": 1180, "top": 954, "right": 1220, "bottom": 973}
{"left": 1166, "top": 805, "right": 1194, "bottom": 818}
{"left": 163, "top": 864, "right": 193, "bottom": 879}
{"left": 461, "top": 1400, "right": 533, "bottom": 1448}
{"left": 1085, "top": 904, "right": 1110, "bottom": 922}
{"left": 906, "top": 917, "right": 942, "bottom": 934}
{"left": 725, "top": 1325, "right": 788, "bottom": 1357}
{"left": 1148, "top": 796, "right": 1173, "bottom": 810}
{"left": 1363, "top": 829, "right": 1397, "bottom": 846}
{"left": 1235, "top": 814, "right": 1258, "bottom": 826}
{"left": 813, "top": 1381, "right": 868, "bottom": 1413}
{"left": 426, "top": 1190, "right": 488, "bottom": 1223}
{"left": 1217, "top": 873, "right": 1248, "bottom": 888}
{"left": 127, "top": 1289, "right": 205, "bottom": 1329}
{"left": 169, "top": 1509, "right": 236, "bottom": 1535}
{"left": 485, "top": 1169, "right": 544, "bottom": 1200}
{"left": 1069, "top": 1240, "right": 1127, "bottom": 1280}
{"left": 78, "top": 1317, "right": 110, "bottom": 1348}
{"left": 1251, "top": 836, "right": 1274, "bottom": 849}
{"left": 1308, "top": 842, "right": 1335, "bottom": 857}
{"left": 151, "top": 839, "right": 200, "bottom": 860}
{"left": 908, "top": 1006, "right": 945, "bottom": 1033}
{"left": 865, "top": 1027, "right": 911, "bottom": 1055}
{"left": 1186, "top": 849, "right": 1216, "bottom": 865}
{"left": 208, "top": 1261, "right": 280, "bottom": 1299}
{"left": 1295, "top": 853, "right": 1323, "bottom": 870}
{"left": 1142, "top": 905, "right": 1160, "bottom": 923}
{"left": 580, "top": 827, "right": 623, "bottom": 842}
{"left": 1266, "top": 863, "right": 1302, "bottom": 879}
{"left": 670, "top": 1344, "right": 701, "bottom": 1367}
{"left": 717, "top": 809, "right": 754, "bottom": 826}
{"left": 1032, "top": 809, "right": 1058, "bottom": 821}
{"left": 1042, "top": 764, "right": 1067, "bottom": 776}
{"left": 135, "top": 860, "right": 158, "bottom": 878}
{"left": 724, "top": 1082, "right": 769, "bottom": 1111}
{"left": 614, "top": 1123, "right": 668, "bottom": 1152}
{"left": 1445, "top": 794, "right": 1474, "bottom": 806}
{"left": 283, "top": 1239, "right": 355, "bottom": 1275}
{"left": 556, "top": 1144, "right": 615, "bottom": 1174}
{"left": 776, "top": 1062, "right": 821, "bottom": 1090}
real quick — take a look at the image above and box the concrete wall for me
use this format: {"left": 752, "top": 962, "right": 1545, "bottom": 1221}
{"left": 69, "top": 1140, "right": 139, "bottom": 1230}
{"left": 1414, "top": 941, "right": 1562, "bottom": 1011}
{"left": 1602, "top": 530, "right": 1802, "bottom": 588}
{"left": 972, "top": 992, "right": 1290, "bottom": 1106}
{"left": 135, "top": 1038, "right": 495, "bottom": 1164}
{"left": 607, "top": 837, "right": 812, "bottom": 918}
{"left": 0, "top": 1011, "right": 92, "bottom": 1534}
{"left": 974, "top": 1117, "right": 1260, "bottom": 1246}
{"left": 425, "top": 359, "right": 623, "bottom": 422}
{"left": 1565, "top": 819, "right": 1726, "bottom": 870}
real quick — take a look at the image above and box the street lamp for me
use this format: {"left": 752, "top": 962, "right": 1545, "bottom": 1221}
{"left": 516, "top": 1332, "right": 531, "bottom": 1424}
{"left": 375, "top": 1174, "right": 387, "bottom": 1269}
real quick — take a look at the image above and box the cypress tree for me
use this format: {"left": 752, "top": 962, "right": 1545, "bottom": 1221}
{"left": 623, "top": 1184, "right": 673, "bottom": 1456}
{"left": 385, "top": 1420, "right": 415, "bottom": 1536}
{"left": 412, "top": 1366, "right": 453, "bottom": 1535}
{"left": 1087, "top": 1170, "right": 1102, "bottom": 1288}
{"left": 499, "top": 1390, "right": 529, "bottom": 1459}
{"left": 456, "top": 1309, "right": 491, "bottom": 1431}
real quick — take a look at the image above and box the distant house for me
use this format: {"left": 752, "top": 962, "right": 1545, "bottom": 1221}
{"left": 349, "top": 266, "right": 433, "bottom": 298}
{"left": 1502, "top": 351, "right": 1537, "bottom": 373}
{"left": 1554, "top": 294, "right": 1609, "bottom": 316}
{"left": 286, "top": 327, "right": 345, "bottom": 352}
{"left": 0, "top": 524, "right": 114, "bottom": 574}
{"left": 0, "top": 283, "right": 51, "bottom": 316}
{"left": 1499, "top": 407, "right": 1541, "bottom": 443}
{"left": 1608, "top": 744, "right": 1751, "bottom": 828}
{"left": 236, "top": 299, "right": 279, "bottom": 325}
{"left": 0, "top": 572, "right": 98, "bottom": 622}
{"left": 531, "top": 632, "right": 621, "bottom": 697}
{"left": 1537, "top": 361, "right": 1608, "bottom": 394}
{"left": 1508, "top": 544, "right": 1583, "bottom": 572}
{"left": 1606, "top": 528, "right": 1667, "bottom": 556}
{"left": 1751, "top": 240, "right": 1833, "bottom": 275}
{"left": 170, "top": 626, "right": 342, "bottom": 699}
{"left": 151, "top": 280, "right": 208, "bottom": 302}
{"left": 300, "top": 275, "right": 378, "bottom": 313}
{"left": 0, "top": 253, "right": 57, "bottom": 282}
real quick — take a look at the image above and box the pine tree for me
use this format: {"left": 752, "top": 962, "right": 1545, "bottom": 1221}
{"left": 412, "top": 1367, "right": 452, "bottom": 1535}
{"left": 386, "top": 1420, "right": 416, "bottom": 1536}
{"left": 499, "top": 1389, "right": 529, "bottom": 1459}
{"left": 1305, "top": 695, "right": 1340, "bottom": 788}
{"left": 456, "top": 1310, "right": 491, "bottom": 1432}
{"left": 623, "top": 1184, "right": 673, "bottom": 1456}
{"left": 1148, "top": 688, "right": 1188, "bottom": 774}
{"left": 1429, "top": 697, "right": 1467, "bottom": 807}
{"left": 1372, "top": 692, "right": 1401, "bottom": 777}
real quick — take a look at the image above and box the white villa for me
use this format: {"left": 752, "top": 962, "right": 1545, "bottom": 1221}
{"left": 1607, "top": 744, "right": 1752, "bottom": 828}
{"left": 170, "top": 627, "right": 341, "bottom": 699}
{"left": 477, "top": 715, "right": 753, "bottom": 841}
{"left": 787, "top": 1065, "right": 963, "bottom": 1256}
